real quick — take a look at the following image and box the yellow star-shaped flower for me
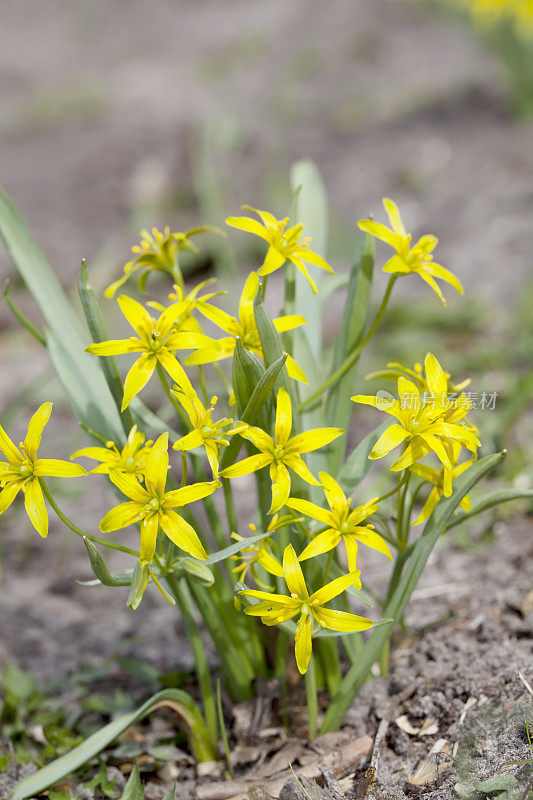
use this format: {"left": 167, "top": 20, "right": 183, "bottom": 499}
{"left": 185, "top": 271, "right": 308, "bottom": 383}
{"left": 99, "top": 432, "right": 219, "bottom": 565}
{"left": 71, "top": 425, "right": 153, "bottom": 477}
{"left": 358, "top": 198, "right": 463, "bottom": 306}
{"left": 226, "top": 206, "right": 334, "bottom": 295}
{"left": 286, "top": 472, "right": 390, "bottom": 573}
{"left": 220, "top": 388, "right": 343, "bottom": 513}
{"left": 0, "top": 403, "right": 86, "bottom": 537}
{"left": 86, "top": 295, "right": 210, "bottom": 410}
{"left": 240, "top": 544, "right": 372, "bottom": 674}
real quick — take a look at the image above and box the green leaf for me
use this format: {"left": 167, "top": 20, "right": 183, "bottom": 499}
{"left": 10, "top": 689, "right": 216, "bottom": 799}
{"left": 337, "top": 421, "right": 389, "bottom": 494}
{"left": 180, "top": 557, "right": 215, "bottom": 586}
{"left": 446, "top": 487, "right": 533, "bottom": 529}
{"left": 289, "top": 159, "right": 328, "bottom": 382}
{"left": 0, "top": 187, "right": 124, "bottom": 443}
{"left": 326, "top": 234, "right": 374, "bottom": 474}
{"left": 232, "top": 339, "right": 267, "bottom": 422}
{"left": 474, "top": 774, "right": 519, "bottom": 792}
{"left": 205, "top": 528, "right": 273, "bottom": 565}
{"left": 320, "top": 451, "right": 505, "bottom": 733}
{"left": 120, "top": 763, "right": 144, "bottom": 800}
{"left": 83, "top": 538, "right": 131, "bottom": 587}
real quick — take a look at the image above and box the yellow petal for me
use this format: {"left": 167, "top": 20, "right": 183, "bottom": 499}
{"left": 275, "top": 388, "right": 292, "bottom": 446}
{"left": 298, "top": 530, "right": 340, "bottom": 561}
{"left": 273, "top": 315, "right": 307, "bottom": 333}
{"left": 173, "top": 430, "right": 204, "bottom": 452}
{"left": 239, "top": 425, "right": 274, "bottom": 453}
{"left": 285, "top": 496, "right": 332, "bottom": 526}
{"left": 159, "top": 510, "right": 208, "bottom": 560}
{"left": 286, "top": 355, "right": 308, "bottom": 384}
{"left": 282, "top": 543, "right": 308, "bottom": 598}
{"left": 70, "top": 446, "right": 113, "bottom": 463}
{"left": 357, "top": 219, "right": 403, "bottom": 250}
{"left": 298, "top": 248, "right": 334, "bottom": 274}
{"left": 257, "top": 246, "right": 286, "bottom": 277}
{"left": 369, "top": 424, "right": 409, "bottom": 460}
{"left": 24, "top": 402, "right": 53, "bottom": 460}
{"left": 283, "top": 455, "right": 320, "bottom": 486}
{"left": 100, "top": 501, "right": 145, "bottom": 532}
{"left": 413, "top": 486, "right": 441, "bottom": 525}
{"left": 424, "top": 352, "right": 448, "bottom": 398}
{"left": 165, "top": 480, "right": 219, "bottom": 509}
{"left": 238, "top": 272, "right": 260, "bottom": 326}
{"left": 0, "top": 424, "right": 22, "bottom": 463}
{"left": 343, "top": 536, "right": 359, "bottom": 575}
{"left": 0, "top": 481, "right": 23, "bottom": 515}
{"left": 157, "top": 350, "right": 194, "bottom": 395}
{"left": 309, "top": 570, "right": 361, "bottom": 606}
{"left": 295, "top": 613, "right": 313, "bottom": 674}
{"left": 382, "top": 198, "right": 408, "bottom": 237}
{"left": 347, "top": 528, "right": 392, "bottom": 560}
{"left": 118, "top": 294, "right": 154, "bottom": 337}
{"left": 33, "top": 459, "right": 86, "bottom": 478}
{"left": 312, "top": 607, "right": 373, "bottom": 633}
{"left": 225, "top": 215, "right": 270, "bottom": 241}
{"left": 288, "top": 256, "right": 318, "bottom": 294}
{"left": 390, "top": 438, "right": 431, "bottom": 471}
{"left": 122, "top": 355, "right": 156, "bottom": 410}
{"left": 140, "top": 513, "right": 159, "bottom": 564}
{"left": 109, "top": 471, "right": 149, "bottom": 503}
{"left": 286, "top": 428, "right": 343, "bottom": 455}
{"left": 426, "top": 262, "right": 463, "bottom": 295}
{"left": 417, "top": 270, "right": 447, "bottom": 306}
{"left": 144, "top": 433, "right": 169, "bottom": 496}
{"left": 318, "top": 471, "right": 347, "bottom": 511}
{"left": 86, "top": 339, "right": 142, "bottom": 356}
{"left": 269, "top": 461, "right": 292, "bottom": 513}
{"left": 23, "top": 478, "right": 48, "bottom": 538}
{"left": 221, "top": 453, "right": 271, "bottom": 479}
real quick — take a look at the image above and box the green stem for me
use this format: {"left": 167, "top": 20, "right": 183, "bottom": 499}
{"left": 4, "top": 279, "right": 46, "bottom": 345}
{"left": 39, "top": 478, "right": 140, "bottom": 556}
{"left": 156, "top": 362, "right": 189, "bottom": 429}
{"left": 222, "top": 478, "right": 239, "bottom": 535}
{"left": 396, "top": 471, "right": 411, "bottom": 548}
{"left": 198, "top": 366, "right": 209, "bottom": 406}
{"left": 299, "top": 275, "right": 397, "bottom": 411}
{"left": 305, "top": 653, "right": 318, "bottom": 740}
{"left": 322, "top": 550, "right": 333, "bottom": 584}
{"left": 216, "top": 680, "right": 233, "bottom": 779}
{"left": 165, "top": 574, "right": 218, "bottom": 749}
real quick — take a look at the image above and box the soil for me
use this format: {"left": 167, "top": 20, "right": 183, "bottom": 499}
{"left": 1, "top": 1, "right": 533, "bottom": 798}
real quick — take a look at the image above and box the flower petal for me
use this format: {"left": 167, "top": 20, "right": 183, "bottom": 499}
{"left": 122, "top": 355, "right": 156, "bottom": 410}
{"left": 285, "top": 496, "right": 333, "bottom": 526}
{"left": 0, "top": 424, "right": 22, "bottom": 462}
{"left": 258, "top": 247, "right": 286, "bottom": 277}
{"left": 269, "top": 461, "right": 292, "bottom": 513}
{"left": 284, "top": 455, "right": 320, "bottom": 486}
{"left": 298, "top": 530, "right": 340, "bottom": 561}
{"left": 275, "top": 388, "right": 292, "bottom": 446}
{"left": 383, "top": 198, "right": 408, "bottom": 237}
{"left": 318, "top": 471, "right": 347, "bottom": 511}
{"left": 140, "top": 513, "right": 159, "bottom": 564}
{"left": 33, "top": 459, "right": 86, "bottom": 478}
{"left": 310, "top": 570, "right": 361, "bottom": 606}
{"left": 118, "top": 294, "right": 154, "bottom": 337}
{"left": 285, "top": 355, "right": 308, "bottom": 384}
{"left": 369, "top": 423, "right": 409, "bottom": 460}
{"left": 221, "top": 453, "right": 271, "bottom": 479}
{"left": 157, "top": 349, "right": 194, "bottom": 395}
{"left": 0, "top": 481, "right": 23, "bottom": 515}
{"left": 312, "top": 607, "right": 373, "bottom": 633}
{"left": 286, "top": 428, "right": 343, "bottom": 455}
{"left": 100, "top": 501, "right": 145, "bottom": 532}
{"left": 145, "top": 432, "right": 169, "bottom": 496}
{"left": 86, "top": 339, "right": 142, "bottom": 356}
{"left": 424, "top": 352, "right": 448, "bottom": 399}
{"left": 24, "top": 402, "right": 52, "bottom": 460}
{"left": 273, "top": 315, "right": 307, "bottom": 333}
{"left": 426, "top": 263, "right": 463, "bottom": 295}
{"left": 295, "top": 613, "right": 313, "bottom": 674}
{"left": 109, "top": 471, "right": 149, "bottom": 503}
{"left": 23, "top": 478, "right": 48, "bottom": 538}
{"left": 164, "top": 480, "right": 219, "bottom": 509}
{"left": 226, "top": 215, "right": 270, "bottom": 241}
{"left": 159, "top": 510, "right": 208, "bottom": 560}
{"left": 239, "top": 425, "right": 274, "bottom": 453}
{"left": 283, "top": 543, "right": 308, "bottom": 598}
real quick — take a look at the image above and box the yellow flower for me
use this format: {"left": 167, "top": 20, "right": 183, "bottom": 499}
{"left": 220, "top": 388, "right": 343, "bottom": 513}
{"left": 226, "top": 206, "right": 334, "bottom": 295}
{"left": 147, "top": 278, "right": 226, "bottom": 336}
{"left": 352, "top": 353, "right": 479, "bottom": 489}
{"left": 172, "top": 391, "right": 244, "bottom": 477}
{"left": 99, "top": 432, "right": 219, "bottom": 565}
{"left": 105, "top": 226, "right": 222, "bottom": 298}
{"left": 358, "top": 198, "right": 463, "bottom": 306}
{"left": 71, "top": 425, "right": 153, "bottom": 477}
{"left": 0, "top": 403, "right": 86, "bottom": 537}
{"left": 185, "top": 271, "right": 308, "bottom": 383}
{"left": 286, "top": 472, "right": 390, "bottom": 572}
{"left": 86, "top": 295, "right": 210, "bottom": 410}
{"left": 410, "top": 443, "right": 473, "bottom": 525}
{"left": 367, "top": 359, "right": 471, "bottom": 394}
{"left": 230, "top": 516, "right": 286, "bottom": 586}
{"left": 240, "top": 544, "right": 373, "bottom": 674}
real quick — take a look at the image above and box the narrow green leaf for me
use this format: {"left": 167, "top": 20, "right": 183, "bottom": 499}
{"left": 446, "top": 487, "right": 533, "bottom": 529}
{"left": 120, "top": 763, "right": 144, "bottom": 800}
{"left": 0, "top": 187, "right": 124, "bottom": 443}
{"left": 232, "top": 339, "right": 266, "bottom": 421}
{"left": 206, "top": 528, "right": 272, "bottom": 565}
{"left": 220, "top": 352, "right": 286, "bottom": 471}
{"left": 10, "top": 689, "right": 215, "bottom": 799}
{"left": 83, "top": 537, "right": 131, "bottom": 587}
{"left": 289, "top": 159, "right": 328, "bottom": 379}
{"left": 337, "top": 421, "right": 389, "bottom": 494}
{"left": 326, "top": 234, "right": 374, "bottom": 474}
{"left": 320, "top": 451, "right": 505, "bottom": 733}
{"left": 79, "top": 260, "right": 133, "bottom": 434}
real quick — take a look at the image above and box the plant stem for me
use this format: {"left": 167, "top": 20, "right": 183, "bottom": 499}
{"left": 4, "top": 280, "right": 46, "bottom": 345}
{"left": 156, "top": 362, "right": 189, "bottom": 429}
{"left": 216, "top": 680, "right": 233, "bottom": 778}
{"left": 39, "top": 478, "right": 140, "bottom": 557}
{"left": 299, "top": 275, "right": 397, "bottom": 411}
{"left": 305, "top": 653, "right": 318, "bottom": 740}
{"left": 222, "top": 478, "right": 239, "bottom": 535}
{"left": 165, "top": 573, "right": 218, "bottom": 749}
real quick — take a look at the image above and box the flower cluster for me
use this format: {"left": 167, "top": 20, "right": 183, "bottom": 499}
{"left": 1, "top": 197, "right": 477, "bottom": 676}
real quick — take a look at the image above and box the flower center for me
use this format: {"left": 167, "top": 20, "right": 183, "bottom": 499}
{"left": 19, "top": 463, "right": 33, "bottom": 478}
{"left": 124, "top": 456, "right": 137, "bottom": 473}
{"left": 273, "top": 444, "right": 285, "bottom": 461}
{"left": 145, "top": 498, "right": 161, "bottom": 514}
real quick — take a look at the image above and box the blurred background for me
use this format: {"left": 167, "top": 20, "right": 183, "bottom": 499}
{"left": 0, "top": 0, "right": 532, "bottom": 688}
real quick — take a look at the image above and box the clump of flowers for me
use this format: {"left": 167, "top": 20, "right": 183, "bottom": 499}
{"left": 0, "top": 164, "right": 516, "bottom": 785}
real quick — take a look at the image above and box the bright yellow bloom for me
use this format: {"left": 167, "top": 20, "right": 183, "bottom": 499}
{"left": 99, "top": 433, "right": 219, "bottom": 565}
{"left": 147, "top": 279, "right": 226, "bottom": 338}
{"left": 226, "top": 206, "right": 334, "bottom": 295}
{"left": 352, "top": 353, "right": 479, "bottom": 490}
{"left": 358, "top": 198, "right": 463, "bottom": 306}
{"left": 71, "top": 425, "right": 153, "bottom": 477}
{"left": 287, "top": 472, "right": 389, "bottom": 572}
{"left": 230, "top": 515, "right": 287, "bottom": 586}
{"left": 185, "top": 271, "right": 308, "bottom": 383}
{"left": 240, "top": 544, "right": 373, "bottom": 674}
{"left": 105, "top": 226, "right": 222, "bottom": 298}
{"left": 366, "top": 359, "right": 471, "bottom": 394}
{"left": 172, "top": 391, "right": 244, "bottom": 477}
{"left": 86, "top": 295, "right": 210, "bottom": 410}
{"left": 410, "top": 442, "right": 473, "bottom": 525}
{"left": 221, "top": 388, "right": 343, "bottom": 513}
{"left": 0, "top": 403, "right": 86, "bottom": 537}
